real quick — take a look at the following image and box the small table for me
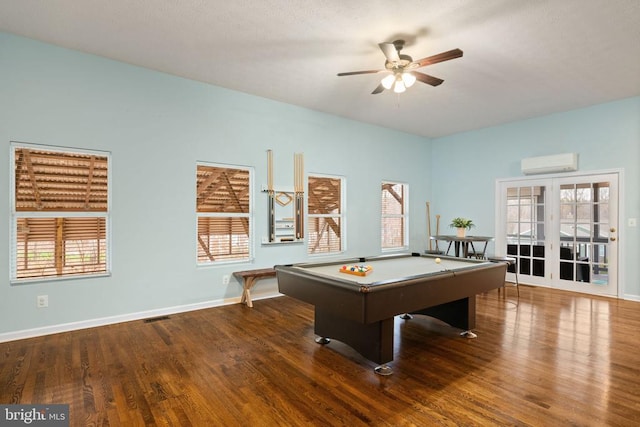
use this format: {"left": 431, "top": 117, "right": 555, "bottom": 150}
{"left": 233, "top": 268, "right": 277, "bottom": 308}
{"left": 430, "top": 235, "right": 494, "bottom": 258}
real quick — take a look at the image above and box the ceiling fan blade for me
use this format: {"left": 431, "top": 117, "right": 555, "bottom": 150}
{"left": 379, "top": 43, "right": 400, "bottom": 62}
{"left": 371, "top": 84, "right": 385, "bottom": 94}
{"left": 415, "top": 49, "right": 463, "bottom": 68}
{"left": 412, "top": 71, "right": 444, "bottom": 87}
{"left": 337, "top": 69, "right": 384, "bottom": 76}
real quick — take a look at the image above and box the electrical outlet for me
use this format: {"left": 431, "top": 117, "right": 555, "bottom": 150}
{"left": 37, "top": 295, "right": 48, "bottom": 308}
{"left": 222, "top": 275, "right": 230, "bottom": 285}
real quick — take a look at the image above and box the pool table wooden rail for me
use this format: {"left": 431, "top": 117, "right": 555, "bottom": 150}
{"left": 275, "top": 257, "right": 505, "bottom": 325}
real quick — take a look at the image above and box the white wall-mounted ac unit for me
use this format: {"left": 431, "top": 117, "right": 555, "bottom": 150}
{"left": 521, "top": 153, "right": 578, "bottom": 175}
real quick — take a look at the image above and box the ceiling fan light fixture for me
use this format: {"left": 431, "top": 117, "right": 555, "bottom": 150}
{"left": 337, "top": 43, "right": 463, "bottom": 96}
{"left": 393, "top": 80, "right": 406, "bottom": 93}
{"left": 401, "top": 72, "right": 416, "bottom": 88}
{"left": 381, "top": 74, "right": 395, "bottom": 90}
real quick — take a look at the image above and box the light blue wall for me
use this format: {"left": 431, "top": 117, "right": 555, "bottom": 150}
{"left": 431, "top": 97, "right": 640, "bottom": 299}
{"left": 0, "top": 33, "right": 431, "bottom": 337}
{"left": 1, "top": 32, "right": 638, "bottom": 339}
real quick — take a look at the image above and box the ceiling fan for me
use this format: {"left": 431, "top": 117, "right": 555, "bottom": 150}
{"left": 337, "top": 40, "right": 463, "bottom": 94}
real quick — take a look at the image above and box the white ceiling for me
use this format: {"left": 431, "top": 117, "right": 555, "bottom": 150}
{"left": 1, "top": 0, "right": 639, "bottom": 138}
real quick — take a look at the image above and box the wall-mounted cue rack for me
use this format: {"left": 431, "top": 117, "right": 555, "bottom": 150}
{"left": 263, "top": 150, "right": 304, "bottom": 244}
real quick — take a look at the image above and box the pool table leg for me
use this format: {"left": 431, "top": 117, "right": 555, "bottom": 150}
{"left": 410, "top": 297, "right": 477, "bottom": 335}
{"left": 460, "top": 330, "right": 478, "bottom": 339}
{"left": 314, "top": 308, "right": 395, "bottom": 370}
{"left": 374, "top": 365, "right": 393, "bottom": 376}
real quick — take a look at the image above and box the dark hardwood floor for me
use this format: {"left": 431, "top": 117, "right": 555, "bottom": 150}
{"left": 2, "top": 285, "right": 639, "bottom": 426}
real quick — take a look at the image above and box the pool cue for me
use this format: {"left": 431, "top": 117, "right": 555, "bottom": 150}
{"left": 426, "top": 202, "right": 432, "bottom": 251}
{"left": 294, "top": 153, "right": 304, "bottom": 239}
{"left": 298, "top": 153, "right": 304, "bottom": 238}
{"left": 435, "top": 214, "right": 441, "bottom": 252}
{"left": 293, "top": 153, "right": 297, "bottom": 238}
{"left": 267, "top": 150, "right": 275, "bottom": 242}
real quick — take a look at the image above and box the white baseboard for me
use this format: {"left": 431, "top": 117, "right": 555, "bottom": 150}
{"left": 0, "top": 292, "right": 283, "bottom": 343}
{"left": 623, "top": 293, "right": 640, "bottom": 302}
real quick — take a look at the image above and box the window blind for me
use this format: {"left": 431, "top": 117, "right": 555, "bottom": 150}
{"left": 15, "top": 217, "right": 106, "bottom": 279}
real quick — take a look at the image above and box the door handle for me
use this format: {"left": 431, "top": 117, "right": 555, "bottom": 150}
{"left": 610, "top": 237, "right": 616, "bottom": 241}
{"left": 610, "top": 227, "right": 616, "bottom": 232}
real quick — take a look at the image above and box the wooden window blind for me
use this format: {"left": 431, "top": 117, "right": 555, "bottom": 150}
{"left": 307, "top": 175, "right": 343, "bottom": 254}
{"left": 196, "top": 164, "right": 251, "bottom": 263}
{"left": 381, "top": 182, "right": 407, "bottom": 250}
{"left": 11, "top": 145, "right": 109, "bottom": 281}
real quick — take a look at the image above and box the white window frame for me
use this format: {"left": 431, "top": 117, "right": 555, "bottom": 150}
{"left": 381, "top": 180, "right": 409, "bottom": 252}
{"left": 196, "top": 162, "right": 254, "bottom": 266}
{"left": 10, "top": 142, "right": 111, "bottom": 284}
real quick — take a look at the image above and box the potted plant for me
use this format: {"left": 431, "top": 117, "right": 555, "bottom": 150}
{"left": 450, "top": 217, "right": 474, "bottom": 238}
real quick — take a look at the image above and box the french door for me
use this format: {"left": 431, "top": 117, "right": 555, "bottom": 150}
{"left": 496, "top": 173, "right": 619, "bottom": 297}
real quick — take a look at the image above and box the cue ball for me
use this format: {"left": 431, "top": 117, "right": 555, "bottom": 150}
{"left": 435, "top": 258, "right": 441, "bottom": 264}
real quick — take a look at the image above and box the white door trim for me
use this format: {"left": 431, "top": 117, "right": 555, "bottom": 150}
{"left": 495, "top": 168, "right": 624, "bottom": 298}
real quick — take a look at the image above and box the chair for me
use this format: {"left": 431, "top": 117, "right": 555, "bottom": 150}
{"left": 466, "top": 242, "right": 485, "bottom": 259}
{"left": 487, "top": 256, "right": 519, "bottom": 297}
{"left": 465, "top": 239, "right": 492, "bottom": 259}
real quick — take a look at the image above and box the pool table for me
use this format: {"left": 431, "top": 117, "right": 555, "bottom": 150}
{"left": 275, "top": 253, "right": 507, "bottom": 375}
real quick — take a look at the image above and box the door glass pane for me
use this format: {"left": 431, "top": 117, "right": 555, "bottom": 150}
{"left": 575, "top": 222, "right": 590, "bottom": 238}
{"left": 576, "top": 183, "right": 592, "bottom": 201}
{"left": 596, "top": 204, "right": 609, "bottom": 224}
{"left": 560, "top": 204, "right": 575, "bottom": 221}
{"left": 519, "top": 204, "right": 532, "bottom": 220}
{"left": 560, "top": 262, "right": 573, "bottom": 280}
{"left": 598, "top": 184, "right": 610, "bottom": 201}
{"left": 533, "top": 259, "right": 545, "bottom": 277}
{"left": 557, "top": 181, "right": 611, "bottom": 285}
{"left": 560, "top": 186, "right": 574, "bottom": 201}
{"left": 505, "top": 185, "right": 546, "bottom": 280}
{"left": 596, "top": 225, "right": 609, "bottom": 239}
{"left": 592, "top": 182, "right": 611, "bottom": 287}
{"left": 576, "top": 203, "right": 591, "bottom": 221}
{"left": 576, "top": 261, "right": 590, "bottom": 282}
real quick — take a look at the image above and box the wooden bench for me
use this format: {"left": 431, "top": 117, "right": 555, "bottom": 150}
{"left": 233, "top": 268, "right": 277, "bottom": 308}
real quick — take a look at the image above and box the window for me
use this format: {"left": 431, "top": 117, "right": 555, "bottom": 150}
{"left": 196, "top": 163, "right": 252, "bottom": 264}
{"left": 308, "top": 175, "right": 344, "bottom": 254}
{"left": 10, "top": 144, "right": 110, "bottom": 281}
{"left": 381, "top": 181, "right": 408, "bottom": 250}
